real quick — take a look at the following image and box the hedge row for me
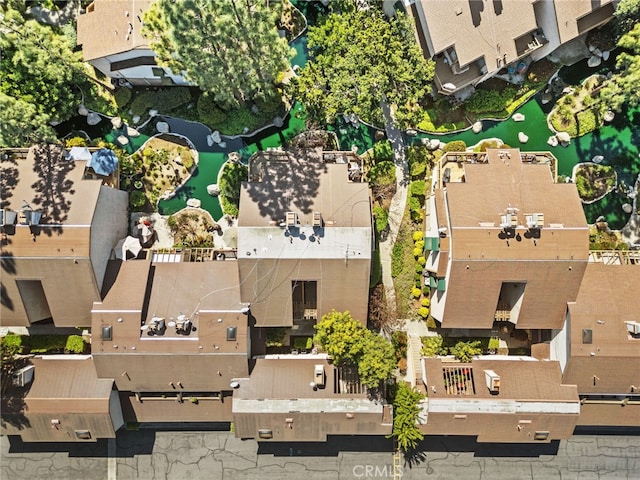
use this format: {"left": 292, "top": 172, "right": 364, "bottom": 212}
{"left": 1, "top": 334, "right": 88, "bottom": 354}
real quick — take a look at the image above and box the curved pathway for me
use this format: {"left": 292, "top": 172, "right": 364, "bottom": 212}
{"left": 378, "top": 101, "right": 409, "bottom": 326}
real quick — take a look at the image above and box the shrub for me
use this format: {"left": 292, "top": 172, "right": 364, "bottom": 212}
{"left": 413, "top": 247, "right": 423, "bottom": 258}
{"left": 130, "top": 190, "right": 147, "bottom": 209}
{"left": 414, "top": 240, "right": 424, "bottom": 250}
{"left": 410, "top": 160, "right": 426, "bottom": 178}
{"left": 65, "top": 335, "right": 86, "bottom": 353}
{"left": 219, "top": 161, "right": 248, "bottom": 217}
{"left": 2, "top": 334, "right": 23, "bottom": 352}
{"left": 411, "top": 286, "right": 421, "bottom": 299}
{"left": 412, "top": 231, "right": 424, "bottom": 242}
{"left": 410, "top": 180, "right": 426, "bottom": 197}
{"left": 265, "top": 328, "right": 286, "bottom": 347}
{"left": 373, "top": 205, "right": 389, "bottom": 233}
{"left": 450, "top": 340, "right": 482, "bottom": 362}
{"left": 114, "top": 88, "right": 132, "bottom": 108}
{"left": 417, "top": 306, "right": 429, "bottom": 318}
{"left": 488, "top": 337, "right": 500, "bottom": 350}
{"left": 397, "top": 357, "right": 408, "bottom": 373}
{"left": 373, "top": 140, "right": 394, "bottom": 161}
{"left": 181, "top": 155, "right": 194, "bottom": 170}
{"left": 293, "top": 336, "right": 313, "bottom": 350}
{"left": 417, "top": 256, "right": 426, "bottom": 266}
{"left": 130, "top": 87, "right": 192, "bottom": 116}
{"left": 415, "top": 263, "right": 424, "bottom": 274}
{"left": 392, "top": 331, "right": 408, "bottom": 361}
{"left": 197, "top": 93, "right": 228, "bottom": 127}
{"left": 408, "top": 146, "right": 429, "bottom": 179}
{"left": 465, "top": 87, "right": 517, "bottom": 114}
{"left": 65, "top": 136, "right": 87, "bottom": 147}
{"left": 24, "top": 335, "right": 67, "bottom": 354}
{"left": 254, "top": 92, "right": 283, "bottom": 116}
{"left": 369, "top": 160, "right": 396, "bottom": 186}
{"left": 421, "top": 298, "right": 430, "bottom": 307}
{"left": 391, "top": 242, "right": 404, "bottom": 277}
{"left": 426, "top": 317, "right": 437, "bottom": 329}
{"left": 423, "top": 286, "right": 430, "bottom": 296}
{"left": 442, "top": 140, "right": 466, "bottom": 152}
{"left": 421, "top": 335, "right": 445, "bottom": 357}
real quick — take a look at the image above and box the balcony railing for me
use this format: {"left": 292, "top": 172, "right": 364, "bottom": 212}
{"left": 149, "top": 247, "right": 237, "bottom": 263}
{"left": 589, "top": 250, "right": 640, "bottom": 265}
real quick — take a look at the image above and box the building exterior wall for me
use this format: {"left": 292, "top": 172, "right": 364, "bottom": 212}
{"left": 90, "top": 186, "right": 128, "bottom": 292}
{"left": 1, "top": 257, "right": 99, "bottom": 327}
{"left": 3, "top": 411, "right": 116, "bottom": 442}
{"left": 238, "top": 257, "right": 370, "bottom": 327}
{"left": 119, "top": 392, "right": 234, "bottom": 423}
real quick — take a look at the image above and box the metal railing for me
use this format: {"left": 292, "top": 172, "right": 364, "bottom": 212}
{"left": 589, "top": 250, "right": 640, "bottom": 265}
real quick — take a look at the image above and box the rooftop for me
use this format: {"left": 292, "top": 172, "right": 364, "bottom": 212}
{"left": 77, "top": 0, "right": 153, "bottom": 61}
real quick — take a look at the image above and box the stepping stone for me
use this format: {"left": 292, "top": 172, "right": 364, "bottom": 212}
{"left": 87, "top": 112, "right": 101, "bottom": 125}
{"left": 127, "top": 127, "right": 140, "bottom": 137}
{"left": 273, "top": 116, "right": 284, "bottom": 128}
{"left": 547, "top": 135, "right": 559, "bottom": 147}
{"left": 211, "top": 130, "right": 221, "bottom": 144}
{"left": 186, "top": 198, "right": 201, "bottom": 208}
{"left": 132, "top": 115, "right": 141, "bottom": 124}
{"left": 603, "top": 110, "right": 615, "bottom": 122}
{"left": 207, "top": 184, "right": 219, "bottom": 196}
{"left": 406, "top": 129, "right": 417, "bottom": 136}
{"left": 207, "top": 135, "right": 214, "bottom": 147}
{"left": 78, "top": 104, "right": 88, "bottom": 116}
{"left": 556, "top": 132, "right": 571, "bottom": 146}
{"left": 512, "top": 113, "right": 525, "bottom": 122}
{"left": 156, "top": 121, "right": 169, "bottom": 133}
{"left": 111, "top": 117, "right": 123, "bottom": 129}
{"left": 116, "top": 135, "right": 129, "bottom": 145}
{"left": 218, "top": 141, "right": 226, "bottom": 149}
{"left": 623, "top": 203, "right": 632, "bottom": 214}
{"left": 149, "top": 109, "right": 158, "bottom": 117}
{"left": 602, "top": 50, "right": 610, "bottom": 61}
{"left": 472, "top": 121, "right": 482, "bottom": 133}
{"left": 518, "top": 132, "right": 529, "bottom": 143}
{"left": 587, "top": 55, "right": 602, "bottom": 67}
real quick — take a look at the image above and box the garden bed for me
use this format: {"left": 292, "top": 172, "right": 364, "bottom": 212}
{"left": 167, "top": 208, "right": 218, "bottom": 248}
{"left": 126, "top": 134, "right": 198, "bottom": 211}
{"left": 573, "top": 162, "right": 617, "bottom": 203}
{"left": 548, "top": 74, "right": 606, "bottom": 137}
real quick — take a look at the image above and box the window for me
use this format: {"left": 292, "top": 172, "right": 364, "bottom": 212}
{"left": 74, "top": 430, "right": 92, "bottom": 440}
{"left": 258, "top": 429, "right": 273, "bottom": 439}
{"left": 292, "top": 281, "right": 317, "bottom": 320}
{"left": 582, "top": 329, "right": 593, "bottom": 344}
{"left": 226, "top": 326, "right": 237, "bottom": 341}
{"left": 102, "top": 326, "right": 112, "bottom": 341}
{"left": 534, "top": 431, "right": 550, "bottom": 441}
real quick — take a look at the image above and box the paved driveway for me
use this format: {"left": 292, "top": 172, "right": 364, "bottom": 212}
{"left": 2, "top": 431, "right": 639, "bottom": 480}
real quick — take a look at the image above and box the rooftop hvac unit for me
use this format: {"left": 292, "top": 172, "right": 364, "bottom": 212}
{"left": 312, "top": 212, "right": 323, "bottom": 227}
{"left": 2, "top": 209, "right": 17, "bottom": 226}
{"left": 285, "top": 211, "right": 298, "bottom": 227}
{"left": 500, "top": 213, "right": 517, "bottom": 229}
{"left": 625, "top": 321, "right": 640, "bottom": 335}
{"left": 314, "top": 364, "right": 325, "bottom": 387}
{"left": 484, "top": 369, "right": 500, "bottom": 393}
{"left": 526, "top": 213, "right": 544, "bottom": 229}
{"left": 13, "top": 365, "right": 35, "bottom": 387}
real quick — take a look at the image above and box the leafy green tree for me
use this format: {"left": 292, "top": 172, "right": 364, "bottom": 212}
{"left": 314, "top": 310, "right": 364, "bottom": 364}
{"left": 389, "top": 382, "right": 424, "bottom": 452}
{"left": 599, "top": 24, "right": 640, "bottom": 112}
{"left": 0, "top": 4, "right": 92, "bottom": 146}
{"left": 143, "top": 0, "right": 294, "bottom": 108}
{"left": 613, "top": 0, "right": 640, "bottom": 37}
{"left": 450, "top": 340, "right": 482, "bottom": 362}
{"left": 315, "top": 310, "right": 395, "bottom": 387}
{"left": 358, "top": 331, "right": 396, "bottom": 388}
{"left": 421, "top": 334, "right": 445, "bottom": 357}
{"left": 290, "top": 7, "right": 434, "bottom": 126}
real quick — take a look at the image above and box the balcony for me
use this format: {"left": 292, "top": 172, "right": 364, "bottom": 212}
{"left": 514, "top": 29, "right": 548, "bottom": 58}
{"left": 149, "top": 247, "right": 237, "bottom": 263}
{"left": 588, "top": 250, "right": 640, "bottom": 265}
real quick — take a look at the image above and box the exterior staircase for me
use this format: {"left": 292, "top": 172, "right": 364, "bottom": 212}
{"left": 405, "top": 335, "right": 424, "bottom": 386}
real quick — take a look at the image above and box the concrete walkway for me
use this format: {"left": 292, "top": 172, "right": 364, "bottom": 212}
{"left": 378, "top": 101, "right": 409, "bottom": 325}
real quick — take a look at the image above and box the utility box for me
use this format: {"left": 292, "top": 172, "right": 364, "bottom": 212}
{"left": 484, "top": 369, "right": 500, "bottom": 393}
{"left": 314, "top": 365, "right": 325, "bottom": 387}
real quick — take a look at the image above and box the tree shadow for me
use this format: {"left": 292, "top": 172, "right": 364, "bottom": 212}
{"left": 0, "top": 151, "right": 19, "bottom": 210}
{"left": 29, "top": 144, "right": 75, "bottom": 235}
{"left": 414, "top": 435, "right": 560, "bottom": 457}
{"left": 244, "top": 148, "right": 325, "bottom": 220}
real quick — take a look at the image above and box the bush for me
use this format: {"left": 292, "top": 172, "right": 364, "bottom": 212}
{"left": 414, "top": 239, "right": 424, "bottom": 250}
{"left": 465, "top": 87, "right": 517, "bottom": 114}
{"left": 442, "top": 140, "right": 466, "bottom": 152}
{"left": 369, "top": 160, "right": 396, "bottom": 186}
{"left": 65, "top": 136, "right": 87, "bottom": 147}
{"left": 114, "top": 88, "right": 132, "bottom": 108}
{"left": 254, "top": 92, "right": 284, "bottom": 116}
{"left": 450, "top": 340, "right": 482, "bottom": 362}
{"left": 293, "top": 336, "right": 313, "bottom": 350}
{"left": 25, "top": 335, "right": 68, "bottom": 354}
{"left": 392, "top": 331, "right": 408, "bottom": 361}
{"left": 130, "top": 190, "right": 147, "bottom": 209}
{"left": 219, "top": 161, "right": 248, "bottom": 217}
{"left": 397, "top": 357, "right": 408, "bottom": 373}
{"left": 410, "top": 180, "right": 426, "bottom": 197}
{"left": 391, "top": 242, "right": 404, "bottom": 278}
{"left": 412, "top": 247, "right": 422, "bottom": 258}
{"left": 421, "top": 335, "right": 445, "bottom": 357}
{"left": 373, "top": 140, "right": 394, "bottom": 161}
{"left": 411, "top": 286, "right": 421, "bottom": 299}
{"left": 412, "top": 231, "right": 424, "bottom": 242}
{"left": 417, "top": 306, "right": 429, "bottom": 318}
{"left": 421, "top": 297, "right": 430, "bottom": 307}
{"left": 65, "top": 335, "right": 86, "bottom": 353}
{"left": 373, "top": 205, "right": 389, "bottom": 233}
{"left": 488, "top": 337, "right": 500, "bottom": 350}
{"left": 130, "top": 87, "right": 192, "bottom": 116}
{"left": 265, "top": 328, "right": 286, "bottom": 347}
{"left": 197, "top": 93, "right": 228, "bottom": 127}
{"left": 2, "top": 334, "right": 22, "bottom": 352}
{"left": 408, "top": 146, "right": 429, "bottom": 179}
{"left": 417, "top": 256, "right": 426, "bottom": 266}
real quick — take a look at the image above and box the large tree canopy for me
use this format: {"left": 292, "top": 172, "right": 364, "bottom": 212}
{"left": 599, "top": 23, "right": 640, "bottom": 112}
{"left": 315, "top": 310, "right": 395, "bottom": 388}
{"left": 613, "top": 0, "right": 640, "bottom": 37}
{"left": 290, "top": 7, "right": 435, "bottom": 126}
{"left": 142, "top": 0, "right": 294, "bottom": 108}
{"left": 0, "top": 4, "right": 86, "bottom": 146}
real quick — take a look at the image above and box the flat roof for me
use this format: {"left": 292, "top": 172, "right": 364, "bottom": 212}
{"left": 238, "top": 149, "right": 371, "bottom": 229}
{"left": 77, "top": 0, "right": 153, "bottom": 61}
